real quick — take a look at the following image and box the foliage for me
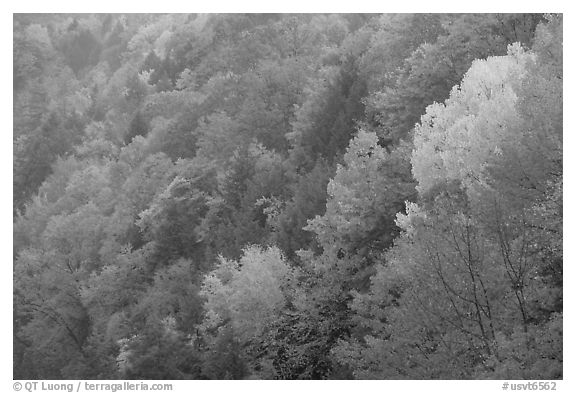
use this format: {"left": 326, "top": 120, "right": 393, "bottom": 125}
{"left": 13, "top": 13, "right": 560, "bottom": 380}
{"left": 333, "top": 16, "right": 562, "bottom": 380}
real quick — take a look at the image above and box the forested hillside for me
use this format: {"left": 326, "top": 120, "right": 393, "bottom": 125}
{"left": 13, "top": 13, "right": 562, "bottom": 380}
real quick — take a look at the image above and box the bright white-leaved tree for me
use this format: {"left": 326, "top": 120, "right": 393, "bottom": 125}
{"left": 196, "top": 245, "right": 296, "bottom": 379}
{"left": 334, "top": 15, "right": 562, "bottom": 379}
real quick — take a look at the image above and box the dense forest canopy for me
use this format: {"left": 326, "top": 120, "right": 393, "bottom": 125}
{"left": 13, "top": 13, "right": 562, "bottom": 380}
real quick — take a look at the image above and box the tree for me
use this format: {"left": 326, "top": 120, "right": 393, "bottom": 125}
{"left": 366, "top": 14, "right": 542, "bottom": 144}
{"left": 61, "top": 28, "right": 103, "bottom": 75}
{"left": 14, "top": 111, "right": 82, "bottom": 215}
{"left": 199, "top": 144, "right": 290, "bottom": 261}
{"left": 306, "top": 130, "right": 415, "bottom": 260}
{"left": 267, "top": 159, "right": 332, "bottom": 259}
{"left": 115, "top": 259, "right": 205, "bottom": 379}
{"left": 288, "top": 55, "right": 368, "bottom": 171}
{"left": 334, "top": 18, "right": 562, "bottom": 379}
{"left": 268, "top": 130, "right": 414, "bottom": 379}
{"left": 411, "top": 44, "right": 533, "bottom": 198}
{"left": 15, "top": 246, "right": 92, "bottom": 378}
{"left": 197, "top": 246, "right": 296, "bottom": 378}
{"left": 137, "top": 176, "right": 210, "bottom": 270}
